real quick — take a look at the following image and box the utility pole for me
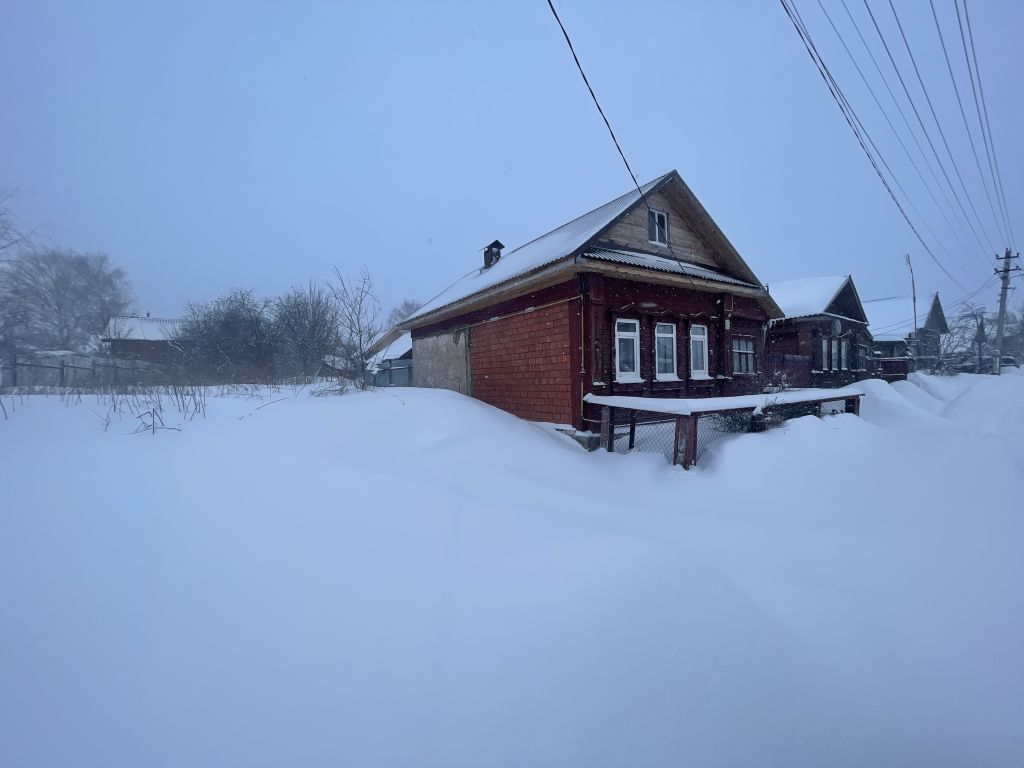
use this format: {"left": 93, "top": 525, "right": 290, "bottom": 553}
{"left": 905, "top": 254, "right": 918, "bottom": 359}
{"left": 993, "top": 248, "right": 1021, "bottom": 375}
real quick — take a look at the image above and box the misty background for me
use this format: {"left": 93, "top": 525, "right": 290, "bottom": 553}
{"left": 2, "top": 0, "right": 1020, "bottom": 318}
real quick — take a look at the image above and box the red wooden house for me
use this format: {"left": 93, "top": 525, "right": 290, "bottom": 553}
{"left": 402, "top": 171, "right": 782, "bottom": 432}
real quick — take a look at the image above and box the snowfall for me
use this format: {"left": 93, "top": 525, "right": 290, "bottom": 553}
{"left": 2, "top": 372, "right": 1023, "bottom": 767}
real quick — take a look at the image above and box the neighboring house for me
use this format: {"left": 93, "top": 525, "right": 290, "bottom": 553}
{"left": 865, "top": 293, "right": 949, "bottom": 367}
{"left": 766, "top": 275, "right": 873, "bottom": 388}
{"left": 102, "top": 314, "right": 184, "bottom": 363}
{"left": 365, "top": 328, "right": 413, "bottom": 387}
{"left": 401, "top": 170, "right": 782, "bottom": 431}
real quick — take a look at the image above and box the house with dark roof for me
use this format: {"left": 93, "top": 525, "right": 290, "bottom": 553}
{"left": 102, "top": 315, "right": 184, "bottom": 364}
{"left": 363, "top": 327, "right": 413, "bottom": 387}
{"left": 864, "top": 292, "right": 950, "bottom": 377}
{"left": 765, "top": 275, "right": 873, "bottom": 388}
{"left": 401, "top": 170, "right": 782, "bottom": 431}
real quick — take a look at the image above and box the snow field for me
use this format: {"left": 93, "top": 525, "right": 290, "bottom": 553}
{"left": 1, "top": 374, "right": 1022, "bottom": 767}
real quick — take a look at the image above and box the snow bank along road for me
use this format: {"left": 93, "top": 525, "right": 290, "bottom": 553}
{"left": 2, "top": 372, "right": 1023, "bottom": 767}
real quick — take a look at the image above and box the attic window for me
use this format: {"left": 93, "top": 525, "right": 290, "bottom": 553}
{"left": 648, "top": 209, "right": 668, "bottom": 245}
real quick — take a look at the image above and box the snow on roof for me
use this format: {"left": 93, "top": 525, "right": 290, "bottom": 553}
{"left": 582, "top": 247, "right": 756, "bottom": 288}
{"left": 103, "top": 315, "right": 183, "bottom": 341}
{"left": 863, "top": 297, "right": 920, "bottom": 341}
{"left": 406, "top": 173, "right": 673, "bottom": 322}
{"left": 366, "top": 331, "right": 412, "bottom": 372}
{"left": 768, "top": 276, "right": 849, "bottom": 320}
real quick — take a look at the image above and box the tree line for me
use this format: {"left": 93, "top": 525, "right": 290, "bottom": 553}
{"left": 0, "top": 190, "right": 420, "bottom": 386}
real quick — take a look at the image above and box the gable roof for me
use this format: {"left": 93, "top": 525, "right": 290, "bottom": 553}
{"left": 102, "top": 315, "right": 182, "bottom": 341}
{"left": 405, "top": 170, "right": 779, "bottom": 326}
{"left": 768, "top": 276, "right": 849, "bottom": 319}
{"left": 924, "top": 294, "right": 950, "bottom": 333}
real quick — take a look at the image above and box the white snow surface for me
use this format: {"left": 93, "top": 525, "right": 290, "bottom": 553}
{"left": 103, "top": 315, "right": 183, "bottom": 340}
{"left": 767, "top": 275, "right": 848, "bottom": 319}
{"left": 2, "top": 371, "right": 1023, "bottom": 767}
{"left": 585, "top": 384, "right": 864, "bottom": 416}
{"left": 407, "top": 173, "right": 670, "bottom": 322}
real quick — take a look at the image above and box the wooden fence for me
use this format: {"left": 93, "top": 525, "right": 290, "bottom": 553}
{"left": 0, "top": 354, "right": 168, "bottom": 389}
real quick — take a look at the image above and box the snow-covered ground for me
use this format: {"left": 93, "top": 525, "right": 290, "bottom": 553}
{"left": 2, "top": 373, "right": 1023, "bottom": 767}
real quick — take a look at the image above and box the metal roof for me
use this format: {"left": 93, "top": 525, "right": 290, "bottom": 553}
{"left": 581, "top": 247, "right": 758, "bottom": 288}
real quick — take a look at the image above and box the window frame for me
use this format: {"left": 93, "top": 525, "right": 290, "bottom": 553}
{"left": 831, "top": 338, "right": 840, "bottom": 371}
{"left": 840, "top": 338, "right": 849, "bottom": 370}
{"left": 654, "top": 322, "right": 678, "bottom": 380}
{"left": 614, "top": 318, "right": 642, "bottom": 382}
{"left": 731, "top": 336, "right": 755, "bottom": 374}
{"left": 689, "top": 324, "right": 710, "bottom": 379}
{"left": 648, "top": 209, "right": 669, "bottom": 246}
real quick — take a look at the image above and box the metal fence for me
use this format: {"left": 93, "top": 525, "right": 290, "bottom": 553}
{"left": 0, "top": 354, "right": 169, "bottom": 389}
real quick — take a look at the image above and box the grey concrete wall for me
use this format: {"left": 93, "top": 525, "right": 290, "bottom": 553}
{"left": 412, "top": 328, "right": 470, "bottom": 394}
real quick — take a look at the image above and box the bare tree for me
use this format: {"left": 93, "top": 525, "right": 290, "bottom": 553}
{"left": 177, "top": 289, "right": 276, "bottom": 382}
{"left": 941, "top": 302, "right": 989, "bottom": 357}
{"left": 0, "top": 247, "right": 133, "bottom": 352}
{"left": 273, "top": 281, "right": 341, "bottom": 377}
{"left": 330, "top": 268, "right": 382, "bottom": 389}
{"left": 0, "top": 189, "right": 37, "bottom": 261}
{"left": 386, "top": 298, "right": 422, "bottom": 329}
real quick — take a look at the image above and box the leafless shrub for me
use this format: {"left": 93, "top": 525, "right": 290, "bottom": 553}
{"left": 329, "top": 268, "right": 382, "bottom": 390}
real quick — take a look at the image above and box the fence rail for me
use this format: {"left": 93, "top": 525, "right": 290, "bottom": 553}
{"left": 588, "top": 388, "right": 864, "bottom": 469}
{"left": 0, "top": 354, "right": 169, "bottom": 389}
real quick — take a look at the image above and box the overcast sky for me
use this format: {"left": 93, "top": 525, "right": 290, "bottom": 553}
{"left": 2, "top": 0, "right": 1020, "bottom": 319}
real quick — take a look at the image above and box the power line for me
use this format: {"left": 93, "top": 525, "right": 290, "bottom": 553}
{"left": 866, "top": 273, "right": 998, "bottom": 334}
{"left": 544, "top": 0, "right": 702, "bottom": 291}
{"left": 955, "top": 0, "right": 1012, "bottom": 248}
{"left": 961, "top": 0, "right": 1017, "bottom": 248}
{"left": 861, "top": 0, "right": 991, "bottom": 264}
{"left": 836, "top": 0, "right": 984, "bottom": 267}
{"left": 814, "top": 0, "right": 978, "bottom": 278}
{"left": 780, "top": 0, "right": 970, "bottom": 291}
{"left": 884, "top": 0, "right": 997, "bottom": 256}
{"left": 928, "top": 0, "right": 1008, "bottom": 247}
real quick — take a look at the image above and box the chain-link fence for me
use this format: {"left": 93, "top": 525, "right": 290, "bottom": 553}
{"left": 596, "top": 393, "right": 862, "bottom": 469}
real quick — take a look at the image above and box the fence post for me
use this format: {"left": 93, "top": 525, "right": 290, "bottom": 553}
{"left": 606, "top": 406, "right": 616, "bottom": 452}
{"left": 672, "top": 416, "right": 683, "bottom": 466}
{"left": 59, "top": 359, "right": 66, "bottom": 387}
{"left": 628, "top": 410, "right": 637, "bottom": 450}
{"left": 599, "top": 406, "right": 611, "bottom": 451}
{"left": 92, "top": 360, "right": 97, "bottom": 386}
{"left": 682, "top": 415, "right": 698, "bottom": 469}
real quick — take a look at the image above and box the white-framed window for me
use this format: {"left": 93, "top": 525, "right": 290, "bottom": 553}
{"left": 831, "top": 339, "right": 840, "bottom": 371}
{"left": 821, "top": 338, "right": 829, "bottom": 371}
{"left": 648, "top": 209, "right": 668, "bottom": 245}
{"left": 732, "top": 337, "right": 755, "bottom": 374}
{"left": 655, "top": 322, "right": 677, "bottom": 379}
{"left": 690, "top": 324, "right": 709, "bottom": 378}
{"left": 615, "top": 319, "right": 641, "bottom": 381}
{"left": 840, "top": 339, "right": 849, "bottom": 370}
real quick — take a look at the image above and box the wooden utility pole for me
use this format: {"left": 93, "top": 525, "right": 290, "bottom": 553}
{"left": 993, "top": 248, "right": 1021, "bottom": 375}
{"left": 905, "top": 254, "right": 918, "bottom": 357}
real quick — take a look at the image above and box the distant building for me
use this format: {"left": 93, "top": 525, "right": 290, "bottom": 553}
{"left": 102, "top": 315, "right": 184, "bottom": 364}
{"left": 863, "top": 293, "right": 949, "bottom": 379}
{"left": 766, "top": 275, "right": 873, "bottom": 388}
{"left": 364, "top": 327, "right": 413, "bottom": 387}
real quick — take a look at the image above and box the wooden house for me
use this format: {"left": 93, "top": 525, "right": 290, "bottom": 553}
{"left": 765, "top": 276, "right": 872, "bottom": 388}
{"left": 364, "top": 328, "right": 413, "bottom": 387}
{"left": 865, "top": 292, "right": 949, "bottom": 378}
{"left": 102, "top": 315, "right": 184, "bottom": 364}
{"left": 401, "top": 170, "right": 782, "bottom": 432}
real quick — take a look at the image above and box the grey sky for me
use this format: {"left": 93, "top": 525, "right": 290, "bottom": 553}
{"left": 2, "top": 0, "right": 1020, "bottom": 319}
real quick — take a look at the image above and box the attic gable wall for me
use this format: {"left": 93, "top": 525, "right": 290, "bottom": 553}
{"left": 598, "top": 190, "right": 718, "bottom": 269}
{"left": 826, "top": 280, "right": 868, "bottom": 323}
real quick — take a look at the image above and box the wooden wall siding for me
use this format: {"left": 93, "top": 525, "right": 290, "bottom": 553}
{"left": 599, "top": 190, "right": 718, "bottom": 269}
{"left": 827, "top": 281, "right": 868, "bottom": 322}
{"left": 766, "top": 316, "right": 873, "bottom": 389}
{"left": 581, "top": 274, "right": 767, "bottom": 429}
{"left": 470, "top": 301, "right": 575, "bottom": 425}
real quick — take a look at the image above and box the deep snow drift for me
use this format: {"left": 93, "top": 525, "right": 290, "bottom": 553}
{"left": 1, "top": 373, "right": 1023, "bottom": 767}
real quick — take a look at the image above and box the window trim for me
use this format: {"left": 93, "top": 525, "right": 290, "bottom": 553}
{"left": 654, "top": 322, "right": 678, "bottom": 380}
{"left": 648, "top": 209, "right": 669, "bottom": 246}
{"left": 840, "top": 339, "right": 849, "bottom": 370}
{"left": 689, "top": 324, "right": 710, "bottom": 379}
{"left": 831, "top": 338, "right": 840, "bottom": 371}
{"left": 731, "top": 336, "right": 755, "bottom": 375}
{"left": 614, "top": 318, "right": 642, "bottom": 382}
